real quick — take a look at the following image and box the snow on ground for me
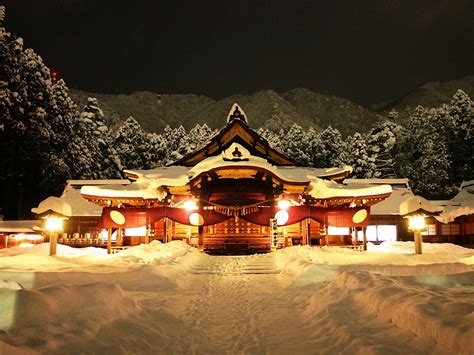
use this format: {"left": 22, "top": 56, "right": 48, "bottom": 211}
{"left": 0, "top": 241, "right": 473, "bottom": 354}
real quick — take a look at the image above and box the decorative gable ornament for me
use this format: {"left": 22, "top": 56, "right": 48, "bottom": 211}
{"left": 222, "top": 143, "right": 250, "bottom": 162}
{"left": 226, "top": 103, "right": 248, "bottom": 124}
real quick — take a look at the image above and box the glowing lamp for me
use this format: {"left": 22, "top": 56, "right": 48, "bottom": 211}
{"left": 278, "top": 199, "right": 291, "bottom": 210}
{"left": 183, "top": 200, "right": 198, "bottom": 211}
{"left": 408, "top": 215, "right": 426, "bottom": 232}
{"left": 189, "top": 212, "right": 204, "bottom": 226}
{"left": 45, "top": 217, "right": 64, "bottom": 233}
{"left": 275, "top": 210, "right": 289, "bottom": 226}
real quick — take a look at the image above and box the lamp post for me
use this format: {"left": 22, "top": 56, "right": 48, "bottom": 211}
{"left": 407, "top": 214, "right": 426, "bottom": 254}
{"left": 400, "top": 195, "right": 442, "bottom": 255}
{"left": 44, "top": 215, "right": 64, "bottom": 256}
{"left": 31, "top": 196, "right": 72, "bottom": 256}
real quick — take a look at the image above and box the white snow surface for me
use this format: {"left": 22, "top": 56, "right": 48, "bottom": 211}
{"left": 82, "top": 144, "right": 391, "bottom": 201}
{"left": 0, "top": 241, "right": 473, "bottom": 354}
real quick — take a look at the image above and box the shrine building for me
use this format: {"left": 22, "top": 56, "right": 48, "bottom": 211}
{"left": 77, "top": 104, "right": 393, "bottom": 253}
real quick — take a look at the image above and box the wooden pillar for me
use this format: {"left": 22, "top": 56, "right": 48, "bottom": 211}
{"left": 362, "top": 227, "right": 367, "bottom": 251}
{"left": 163, "top": 217, "right": 168, "bottom": 243}
{"left": 306, "top": 218, "right": 311, "bottom": 246}
{"left": 301, "top": 221, "right": 307, "bottom": 246}
{"left": 352, "top": 227, "right": 358, "bottom": 247}
{"left": 49, "top": 232, "right": 57, "bottom": 256}
{"left": 107, "top": 227, "right": 112, "bottom": 254}
{"left": 414, "top": 231, "right": 422, "bottom": 254}
{"left": 145, "top": 225, "right": 150, "bottom": 244}
{"left": 117, "top": 228, "right": 122, "bottom": 246}
{"left": 198, "top": 226, "right": 204, "bottom": 252}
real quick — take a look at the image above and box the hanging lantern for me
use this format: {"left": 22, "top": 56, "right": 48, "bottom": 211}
{"left": 189, "top": 212, "right": 204, "bottom": 226}
{"left": 275, "top": 210, "right": 289, "bottom": 226}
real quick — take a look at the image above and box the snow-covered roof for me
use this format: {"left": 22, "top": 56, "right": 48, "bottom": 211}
{"left": 82, "top": 144, "right": 391, "bottom": 201}
{"left": 31, "top": 196, "right": 72, "bottom": 217}
{"left": 343, "top": 178, "right": 413, "bottom": 215}
{"left": 67, "top": 179, "right": 131, "bottom": 186}
{"left": 60, "top": 184, "right": 104, "bottom": 217}
{"left": 344, "top": 178, "right": 410, "bottom": 187}
{"left": 0, "top": 220, "right": 41, "bottom": 233}
{"left": 308, "top": 179, "right": 391, "bottom": 200}
{"left": 436, "top": 180, "right": 474, "bottom": 223}
{"left": 399, "top": 196, "right": 443, "bottom": 216}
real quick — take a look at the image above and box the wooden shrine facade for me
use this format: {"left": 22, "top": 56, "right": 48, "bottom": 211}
{"left": 80, "top": 104, "right": 392, "bottom": 253}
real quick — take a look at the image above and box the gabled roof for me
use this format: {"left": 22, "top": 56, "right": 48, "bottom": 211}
{"left": 436, "top": 180, "right": 474, "bottom": 223}
{"left": 175, "top": 103, "right": 301, "bottom": 167}
{"left": 343, "top": 178, "right": 413, "bottom": 215}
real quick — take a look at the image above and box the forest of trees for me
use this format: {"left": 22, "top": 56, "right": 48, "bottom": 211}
{"left": 0, "top": 6, "right": 473, "bottom": 218}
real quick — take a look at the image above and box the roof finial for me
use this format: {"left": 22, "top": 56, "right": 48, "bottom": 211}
{"left": 226, "top": 103, "right": 248, "bottom": 124}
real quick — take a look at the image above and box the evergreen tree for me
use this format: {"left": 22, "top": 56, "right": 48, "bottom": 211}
{"left": 448, "top": 90, "right": 473, "bottom": 187}
{"left": 346, "top": 132, "right": 378, "bottom": 178}
{"left": 279, "top": 124, "right": 310, "bottom": 165}
{"left": 318, "top": 126, "right": 348, "bottom": 167}
{"left": 143, "top": 132, "right": 167, "bottom": 169}
{"left": 366, "top": 120, "right": 401, "bottom": 178}
{"left": 401, "top": 106, "right": 454, "bottom": 198}
{"left": 113, "top": 116, "right": 147, "bottom": 170}
{"left": 77, "top": 97, "right": 122, "bottom": 178}
{"left": 0, "top": 7, "right": 63, "bottom": 216}
{"left": 305, "top": 127, "right": 326, "bottom": 168}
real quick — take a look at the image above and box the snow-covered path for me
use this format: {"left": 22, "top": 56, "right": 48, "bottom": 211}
{"left": 0, "top": 241, "right": 473, "bottom": 354}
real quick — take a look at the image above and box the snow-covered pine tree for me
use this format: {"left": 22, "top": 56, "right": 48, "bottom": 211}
{"left": 0, "top": 7, "right": 69, "bottom": 216}
{"left": 257, "top": 127, "right": 286, "bottom": 152}
{"left": 142, "top": 132, "right": 167, "bottom": 169}
{"left": 112, "top": 116, "right": 147, "bottom": 170}
{"left": 366, "top": 120, "right": 402, "bottom": 178}
{"left": 346, "top": 132, "right": 378, "bottom": 178}
{"left": 51, "top": 79, "right": 76, "bottom": 149}
{"left": 77, "top": 97, "right": 122, "bottom": 178}
{"left": 279, "top": 124, "right": 310, "bottom": 165}
{"left": 402, "top": 106, "right": 454, "bottom": 198}
{"left": 165, "top": 125, "right": 188, "bottom": 163}
{"left": 318, "top": 126, "right": 348, "bottom": 167}
{"left": 305, "top": 127, "right": 326, "bottom": 168}
{"left": 448, "top": 90, "right": 473, "bottom": 187}
{"left": 185, "top": 124, "right": 208, "bottom": 154}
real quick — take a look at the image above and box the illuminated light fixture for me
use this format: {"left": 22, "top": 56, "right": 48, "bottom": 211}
{"left": 278, "top": 199, "right": 291, "bottom": 210}
{"left": 110, "top": 210, "right": 126, "bottom": 225}
{"left": 183, "top": 199, "right": 198, "bottom": 211}
{"left": 352, "top": 209, "right": 368, "bottom": 224}
{"left": 45, "top": 217, "right": 64, "bottom": 232}
{"left": 408, "top": 214, "right": 426, "bottom": 232}
{"left": 275, "top": 210, "right": 289, "bottom": 226}
{"left": 189, "top": 212, "right": 204, "bottom": 226}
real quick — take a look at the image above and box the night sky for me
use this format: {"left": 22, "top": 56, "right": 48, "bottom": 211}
{"left": 3, "top": 0, "right": 473, "bottom": 105}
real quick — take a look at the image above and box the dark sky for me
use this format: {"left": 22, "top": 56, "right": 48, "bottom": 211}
{"left": 3, "top": 0, "right": 474, "bottom": 105}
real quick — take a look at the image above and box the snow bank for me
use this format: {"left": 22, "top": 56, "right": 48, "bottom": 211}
{"left": 303, "top": 270, "right": 474, "bottom": 354}
{"left": 0, "top": 241, "right": 204, "bottom": 275}
{"left": 275, "top": 242, "right": 474, "bottom": 285}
